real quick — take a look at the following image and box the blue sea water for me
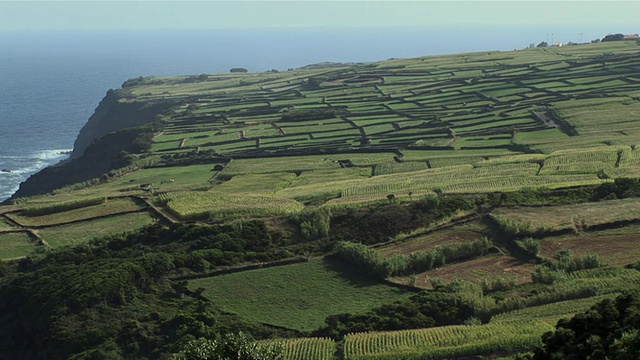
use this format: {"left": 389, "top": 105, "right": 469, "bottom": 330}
{"left": 0, "top": 27, "right": 620, "bottom": 201}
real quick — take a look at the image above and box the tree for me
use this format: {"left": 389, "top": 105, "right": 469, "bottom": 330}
{"left": 230, "top": 68, "right": 248, "bottom": 73}
{"left": 533, "top": 292, "right": 640, "bottom": 359}
{"left": 602, "top": 34, "right": 625, "bottom": 42}
{"left": 170, "top": 332, "right": 283, "bottom": 360}
{"left": 536, "top": 41, "right": 548, "bottom": 48}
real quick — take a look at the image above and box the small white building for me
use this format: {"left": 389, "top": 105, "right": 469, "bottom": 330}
{"left": 551, "top": 42, "right": 563, "bottom": 47}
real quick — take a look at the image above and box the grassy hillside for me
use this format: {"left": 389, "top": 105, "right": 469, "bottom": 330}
{"left": 2, "top": 40, "right": 640, "bottom": 359}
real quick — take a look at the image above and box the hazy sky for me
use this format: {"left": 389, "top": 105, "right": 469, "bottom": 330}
{"left": 0, "top": 1, "right": 638, "bottom": 31}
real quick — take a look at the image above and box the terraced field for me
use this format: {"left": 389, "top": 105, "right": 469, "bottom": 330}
{"left": 10, "top": 40, "right": 639, "bottom": 218}
{"left": 492, "top": 197, "right": 640, "bottom": 234}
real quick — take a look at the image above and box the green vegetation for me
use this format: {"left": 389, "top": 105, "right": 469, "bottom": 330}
{"left": 0, "top": 232, "right": 37, "bottom": 260}
{"left": 37, "top": 212, "right": 155, "bottom": 248}
{"left": 265, "top": 337, "right": 336, "bottom": 360}
{"left": 7, "top": 197, "right": 142, "bottom": 227}
{"left": 0, "top": 219, "right": 14, "bottom": 231}
{"left": 532, "top": 291, "right": 640, "bottom": 359}
{"left": 188, "top": 259, "right": 411, "bottom": 332}
{"left": 170, "top": 333, "right": 283, "bottom": 360}
{"left": 342, "top": 321, "right": 553, "bottom": 360}
{"left": 21, "top": 196, "right": 107, "bottom": 216}
{"left": 3, "top": 41, "right": 640, "bottom": 359}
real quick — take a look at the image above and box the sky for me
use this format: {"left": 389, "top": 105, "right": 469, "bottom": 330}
{"left": 0, "top": 1, "right": 638, "bottom": 31}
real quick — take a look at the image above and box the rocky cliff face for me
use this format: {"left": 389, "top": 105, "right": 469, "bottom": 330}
{"left": 5, "top": 89, "right": 176, "bottom": 203}
{"left": 70, "top": 89, "right": 174, "bottom": 160}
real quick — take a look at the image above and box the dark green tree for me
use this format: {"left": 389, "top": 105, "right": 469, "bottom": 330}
{"left": 533, "top": 292, "right": 640, "bottom": 359}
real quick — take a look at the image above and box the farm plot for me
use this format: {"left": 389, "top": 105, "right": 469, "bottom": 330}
{"left": 389, "top": 254, "right": 535, "bottom": 289}
{"left": 6, "top": 198, "right": 144, "bottom": 227}
{"left": 0, "top": 219, "right": 14, "bottom": 231}
{"left": 539, "top": 147, "right": 622, "bottom": 175}
{"left": 492, "top": 197, "right": 640, "bottom": 234}
{"left": 342, "top": 320, "right": 552, "bottom": 360}
{"left": 0, "top": 232, "right": 37, "bottom": 260}
{"left": 164, "top": 191, "right": 304, "bottom": 220}
{"left": 553, "top": 98, "right": 640, "bottom": 135}
{"left": 490, "top": 294, "right": 618, "bottom": 325}
{"left": 289, "top": 168, "right": 372, "bottom": 187}
{"left": 373, "top": 162, "right": 428, "bottom": 176}
{"left": 37, "top": 212, "right": 155, "bottom": 248}
{"left": 223, "top": 155, "right": 342, "bottom": 175}
{"left": 539, "top": 225, "right": 640, "bottom": 266}
{"left": 213, "top": 172, "right": 298, "bottom": 195}
{"left": 262, "top": 338, "right": 337, "bottom": 360}
{"left": 188, "top": 259, "right": 411, "bottom": 332}
{"left": 97, "top": 164, "right": 217, "bottom": 191}
{"left": 378, "top": 221, "right": 488, "bottom": 258}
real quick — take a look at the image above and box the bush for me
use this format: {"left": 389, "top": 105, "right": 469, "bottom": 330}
{"left": 517, "top": 237, "right": 541, "bottom": 256}
{"left": 531, "top": 266, "right": 564, "bottom": 285}
{"left": 294, "top": 208, "right": 331, "bottom": 241}
{"left": 481, "top": 275, "right": 518, "bottom": 293}
{"left": 550, "top": 250, "right": 605, "bottom": 272}
{"left": 334, "top": 242, "right": 388, "bottom": 279}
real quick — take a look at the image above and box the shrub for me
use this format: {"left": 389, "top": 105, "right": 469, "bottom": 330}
{"left": 517, "top": 237, "right": 541, "bottom": 256}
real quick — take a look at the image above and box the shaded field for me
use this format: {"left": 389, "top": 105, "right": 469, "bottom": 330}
{"left": 6, "top": 198, "right": 144, "bottom": 227}
{"left": 390, "top": 254, "right": 536, "bottom": 289}
{"left": 378, "top": 221, "right": 488, "bottom": 258}
{"left": 188, "top": 259, "right": 412, "bottom": 332}
{"left": 343, "top": 320, "right": 553, "bottom": 360}
{"left": 37, "top": 212, "right": 156, "bottom": 248}
{"left": 0, "top": 219, "right": 14, "bottom": 231}
{"left": 0, "top": 232, "right": 36, "bottom": 260}
{"left": 490, "top": 294, "right": 618, "bottom": 324}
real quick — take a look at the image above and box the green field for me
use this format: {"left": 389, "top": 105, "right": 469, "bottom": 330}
{"left": 34, "top": 40, "right": 638, "bottom": 212}
{"left": 6, "top": 198, "right": 143, "bottom": 227}
{"left": 0, "top": 232, "right": 37, "bottom": 260}
{"left": 0, "top": 219, "right": 14, "bottom": 231}
{"left": 188, "top": 259, "right": 412, "bottom": 331}
{"left": 492, "top": 197, "right": 640, "bottom": 234}
{"left": 37, "top": 212, "right": 155, "bottom": 248}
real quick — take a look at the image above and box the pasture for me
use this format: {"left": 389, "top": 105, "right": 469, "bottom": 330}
{"left": 0, "top": 232, "right": 37, "bottom": 260}
{"left": 188, "top": 259, "right": 412, "bottom": 331}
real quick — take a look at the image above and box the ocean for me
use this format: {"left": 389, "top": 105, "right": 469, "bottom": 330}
{"left": 0, "top": 27, "right": 616, "bottom": 201}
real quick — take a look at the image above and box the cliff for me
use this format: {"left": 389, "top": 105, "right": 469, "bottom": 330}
{"left": 70, "top": 89, "right": 174, "bottom": 160}
{"left": 5, "top": 89, "right": 176, "bottom": 203}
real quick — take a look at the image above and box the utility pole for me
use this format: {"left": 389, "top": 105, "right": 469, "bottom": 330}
{"left": 579, "top": 33, "right": 583, "bottom": 43}
{"left": 551, "top": 33, "right": 554, "bottom": 44}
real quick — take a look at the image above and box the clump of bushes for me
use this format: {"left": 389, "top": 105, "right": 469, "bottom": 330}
{"left": 551, "top": 249, "right": 605, "bottom": 272}
{"left": 293, "top": 207, "right": 331, "bottom": 241}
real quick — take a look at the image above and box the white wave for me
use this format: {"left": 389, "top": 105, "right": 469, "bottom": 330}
{"left": 5, "top": 149, "right": 72, "bottom": 174}
{"left": 31, "top": 148, "right": 73, "bottom": 161}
